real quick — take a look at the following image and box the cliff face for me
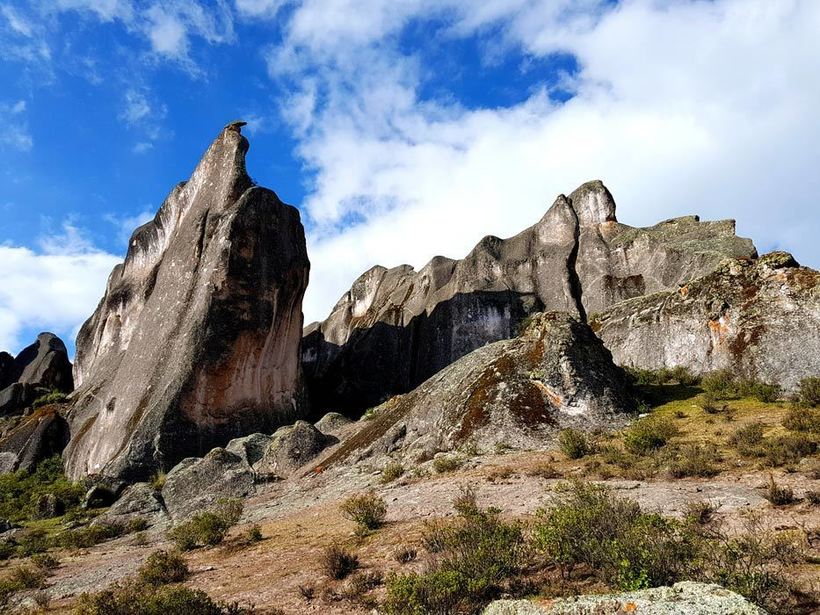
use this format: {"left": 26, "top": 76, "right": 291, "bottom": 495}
{"left": 303, "top": 180, "right": 756, "bottom": 414}
{"left": 592, "top": 252, "right": 820, "bottom": 391}
{"left": 64, "top": 123, "right": 310, "bottom": 481}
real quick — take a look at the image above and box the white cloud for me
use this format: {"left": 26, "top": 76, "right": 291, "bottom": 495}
{"left": 0, "top": 100, "right": 33, "bottom": 151}
{"left": 235, "top": 0, "right": 288, "bottom": 18}
{"left": 262, "top": 0, "right": 820, "bottom": 325}
{"left": 0, "top": 228, "right": 119, "bottom": 352}
{"left": 104, "top": 209, "right": 154, "bottom": 245}
{"left": 118, "top": 87, "right": 168, "bottom": 149}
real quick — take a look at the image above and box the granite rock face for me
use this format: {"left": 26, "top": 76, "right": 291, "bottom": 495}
{"left": 0, "top": 333, "right": 73, "bottom": 417}
{"left": 304, "top": 181, "right": 755, "bottom": 414}
{"left": 64, "top": 123, "right": 310, "bottom": 481}
{"left": 317, "top": 312, "right": 636, "bottom": 468}
{"left": 0, "top": 406, "right": 69, "bottom": 473}
{"left": 593, "top": 251, "right": 820, "bottom": 391}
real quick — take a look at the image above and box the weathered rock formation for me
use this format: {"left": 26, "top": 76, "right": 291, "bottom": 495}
{"left": 0, "top": 406, "right": 69, "bottom": 473}
{"left": 317, "top": 312, "right": 637, "bottom": 469}
{"left": 304, "top": 181, "right": 755, "bottom": 413}
{"left": 63, "top": 122, "right": 310, "bottom": 481}
{"left": 0, "top": 333, "right": 73, "bottom": 417}
{"left": 593, "top": 251, "right": 820, "bottom": 391}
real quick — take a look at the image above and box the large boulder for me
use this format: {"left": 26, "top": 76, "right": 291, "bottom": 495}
{"left": 592, "top": 252, "right": 820, "bottom": 391}
{"left": 0, "top": 333, "right": 73, "bottom": 417}
{"left": 304, "top": 181, "right": 755, "bottom": 414}
{"left": 483, "top": 582, "right": 764, "bottom": 614}
{"left": 0, "top": 406, "right": 69, "bottom": 472}
{"left": 63, "top": 122, "right": 310, "bottom": 481}
{"left": 318, "top": 312, "right": 637, "bottom": 468}
{"left": 253, "top": 420, "right": 332, "bottom": 478}
{"left": 161, "top": 448, "right": 255, "bottom": 520}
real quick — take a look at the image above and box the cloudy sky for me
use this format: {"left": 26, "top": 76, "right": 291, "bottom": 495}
{"left": 1, "top": 0, "right": 818, "bottom": 355}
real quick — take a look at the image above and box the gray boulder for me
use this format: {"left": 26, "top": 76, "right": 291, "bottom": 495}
{"left": 318, "top": 312, "right": 636, "bottom": 468}
{"left": 100, "top": 482, "right": 168, "bottom": 527}
{"left": 593, "top": 252, "right": 820, "bottom": 391}
{"left": 253, "top": 420, "right": 332, "bottom": 478}
{"left": 64, "top": 122, "right": 310, "bottom": 481}
{"left": 14, "top": 332, "right": 73, "bottom": 392}
{"left": 314, "top": 412, "right": 353, "bottom": 436}
{"left": 226, "top": 432, "right": 273, "bottom": 467}
{"left": 0, "top": 383, "right": 32, "bottom": 417}
{"left": 483, "top": 582, "right": 765, "bottom": 614}
{"left": 161, "top": 447, "right": 255, "bottom": 520}
{"left": 303, "top": 180, "right": 755, "bottom": 414}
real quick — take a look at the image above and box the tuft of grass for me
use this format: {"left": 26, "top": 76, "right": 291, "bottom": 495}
{"left": 762, "top": 433, "right": 817, "bottom": 467}
{"left": 668, "top": 443, "right": 721, "bottom": 478}
{"left": 340, "top": 491, "right": 387, "bottom": 535}
{"left": 526, "top": 462, "right": 561, "bottom": 479}
{"left": 150, "top": 471, "right": 167, "bottom": 491}
{"left": 765, "top": 477, "right": 796, "bottom": 506}
{"left": 32, "top": 389, "right": 68, "bottom": 408}
{"left": 321, "top": 544, "right": 360, "bottom": 580}
{"left": 701, "top": 370, "right": 739, "bottom": 400}
{"left": 782, "top": 406, "right": 820, "bottom": 433}
{"left": 558, "top": 428, "right": 594, "bottom": 459}
{"left": 432, "top": 455, "right": 462, "bottom": 474}
{"left": 245, "top": 525, "right": 263, "bottom": 543}
{"left": 798, "top": 376, "right": 820, "bottom": 407}
{"left": 729, "top": 422, "right": 765, "bottom": 456}
{"left": 381, "top": 461, "right": 405, "bottom": 484}
{"left": 393, "top": 546, "right": 417, "bottom": 564}
{"left": 684, "top": 500, "right": 717, "bottom": 526}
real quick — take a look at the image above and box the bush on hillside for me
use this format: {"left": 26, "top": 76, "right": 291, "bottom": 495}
{"left": 167, "top": 498, "right": 243, "bottom": 551}
{"left": 340, "top": 491, "right": 387, "bottom": 535}
{"left": 558, "top": 428, "right": 594, "bottom": 459}
{"left": 798, "top": 377, "right": 820, "bottom": 407}
{"left": 623, "top": 416, "right": 678, "bottom": 455}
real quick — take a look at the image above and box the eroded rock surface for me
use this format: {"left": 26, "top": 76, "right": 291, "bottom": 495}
{"left": 304, "top": 181, "right": 755, "bottom": 413}
{"left": 64, "top": 123, "right": 310, "bottom": 481}
{"left": 0, "top": 333, "right": 73, "bottom": 417}
{"left": 318, "top": 312, "right": 636, "bottom": 468}
{"left": 0, "top": 406, "right": 69, "bottom": 472}
{"left": 593, "top": 252, "right": 820, "bottom": 390}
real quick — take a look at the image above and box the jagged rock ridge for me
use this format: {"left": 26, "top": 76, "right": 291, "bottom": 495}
{"left": 63, "top": 123, "right": 310, "bottom": 481}
{"left": 593, "top": 251, "right": 820, "bottom": 391}
{"left": 303, "top": 181, "right": 755, "bottom": 414}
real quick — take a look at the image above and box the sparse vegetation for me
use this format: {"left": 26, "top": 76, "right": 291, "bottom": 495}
{"left": 167, "top": 498, "right": 243, "bottom": 551}
{"left": 798, "top": 376, "right": 820, "bottom": 407}
{"left": 729, "top": 422, "right": 766, "bottom": 456}
{"left": 782, "top": 406, "right": 820, "bottom": 433}
{"left": 701, "top": 370, "right": 739, "bottom": 399}
{"left": 137, "top": 550, "right": 190, "bottom": 586}
{"left": 558, "top": 428, "right": 594, "bottom": 459}
{"left": 526, "top": 461, "right": 561, "bottom": 479}
{"left": 74, "top": 581, "right": 253, "bottom": 615}
{"left": 245, "top": 525, "right": 263, "bottom": 543}
{"left": 393, "top": 546, "right": 417, "bottom": 564}
{"left": 321, "top": 544, "right": 360, "bottom": 580}
{"left": 340, "top": 491, "right": 387, "bottom": 534}
{"left": 625, "top": 366, "right": 699, "bottom": 386}
{"left": 762, "top": 433, "right": 817, "bottom": 467}
{"left": 0, "top": 456, "right": 84, "bottom": 523}
{"left": 432, "top": 455, "right": 462, "bottom": 473}
{"left": 668, "top": 443, "right": 721, "bottom": 478}
{"left": 381, "top": 461, "right": 405, "bottom": 483}
{"left": 32, "top": 389, "right": 68, "bottom": 408}
{"left": 623, "top": 415, "right": 678, "bottom": 455}
{"left": 150, "top": 471, "right": 167, "bottom": 491}
{"left": 764, "top": 477, "right": 796, "bottom": 506}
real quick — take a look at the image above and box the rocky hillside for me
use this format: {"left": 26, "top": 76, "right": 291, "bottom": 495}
{"left": 0, "top": 333, "right": 72, "bottom": 418}
{"left": 63, "top": 122, "right": 310, "bottom": 482}
{"left": 303, "top": 180, "right": 756, "bottom": 414}
{"left": 593, "top": 251, "right": 820, "bottom": 391}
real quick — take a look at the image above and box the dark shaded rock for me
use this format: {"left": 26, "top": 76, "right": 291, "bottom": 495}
{"left": 64, "top": 122, "right": 310, "bottom": 481}
{"left": 592, "top": 252, "right": 819, "bottom": 391}
{"left": 0, "top": 352, "right": 14, "bottom": 389}
{"left": 254, "top": 420, "right": 332, "bottom": 478}
{"left": 33, "top": 493, "right": 63, "bottom": 519}
{"left": 226, "top": 433, "right": 273, "bottom": 467}
{"left": 317, "top": 312, "right": 636, "bottom": 468}
{"left": 99, "top": 482, "right": 168, "bottom": 528}
{"left": 314, "top": 412, "right": 353, "bottom": 436}
{"left": 161, "top": 448, "right": 255, "bottom": 520}
{"left": 304, "top": 181, "right": 755, "bottom": 415}
{"left": 0, "top": 406, "right": 69, "bottom": 473}
{"left": 14, "top": 332, "right": 73, "bottom": 392}
{"left": 82, "top": 481, "right": 126, "bottom": 509}
{"left": 0, "top": 383, "right": 33, "bottom": 417}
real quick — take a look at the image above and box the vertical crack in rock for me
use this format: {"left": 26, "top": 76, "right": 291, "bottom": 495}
{"left": 565, "top": 203, "right": 588, "bottom": 322}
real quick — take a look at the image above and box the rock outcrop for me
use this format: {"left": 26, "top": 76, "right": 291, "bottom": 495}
{"left": 0, "top": 333, "right": 73, "bottom": 417}
{"left": 592, "top": 251, "right": 820, "bottom": 391}
{"left": 317, "top": 312, "right": 636, "bottom": 468}
{"left": 483, "top": 582, "right": 765, "bottom": 614}
{"left": 0, "top": 406, "right": 69, "bottom": 473}
{"left": 63, "top": 122, "right": 310, "bottom": 481}
{"left": 304, "top": 181, "right": 755, "bottom": 413}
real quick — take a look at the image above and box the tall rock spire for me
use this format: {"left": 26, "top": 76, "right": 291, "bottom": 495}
{"left": 64, "top": 123, "right": 310, "bottom": 481}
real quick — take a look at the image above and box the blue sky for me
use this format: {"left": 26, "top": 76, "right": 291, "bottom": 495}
{"left": 1, "top": 0, "right": 819, "bottom": 356}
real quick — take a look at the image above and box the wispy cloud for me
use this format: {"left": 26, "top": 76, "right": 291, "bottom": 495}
{"left": 118, "top": 87, "right": 168, "bottom": 150}
{"left": 0, "top": 100, "right": 33, "bottom": 152}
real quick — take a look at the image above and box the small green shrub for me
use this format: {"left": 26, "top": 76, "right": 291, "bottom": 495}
{"left": 729, "top": 422, "right": 765, "bottom": 456}
{"left": 0, "top": 456, "right": 84, "bottom": 523}
{"left": 701, "top": 370, "right": 740, "bottom": 399}
{"left": 30, "top": 553, "right": 59, "bottom": 571}
{"left": 138, "top": 550, "right": 190, "bottom": 586}
{"left": 150, "top": 471, "right": 167, "bottom": 491}
{"left": 58, "top": 521, "right": 127, "bottom": 549}
{"left": 381, "top": 461, "right": 405, "bottom": 483}
{"left": 558, "top": 428, "right": 594, "bottom": 459}
{"left": 739, "top": 380, "right": 781, "bottom": 403}
{"left": 321, "top": 544, "right": 360, "bottom": 580}
{"left": 74, "top": 581, "right": 251, "bottom": 615}
{"left": 624, "top": 366, "right": 698, "bottom": 386}
{"left": 623, "top": 416, "right": 678, "bottom": 455}
{"left": 167, "top": 498, "right": 244, "bottom": 551}
{"left": 32, "top": 389, "right": 68, "bottom": 408}
{"left": 798, "top": 376, "right": 820, "bottom": 407}
{"left": 782, "top": 407, "right": 820, "bottom": 433}
{"left": 684, "top": 500, "right": 716, "bottom": 526}
{"left": 393, "top": 546, "right": 417, "bottom": 564}
{"left": 246, "top": 525, "right": 263, "bottom": 543}
{"left": 340, "top": 491, "right": 387, "bottom": 534}
{"left": 762, "top": 433, "right": 817, "bottom": 467}
{"left": 8, "top": 563, "right": 47, "bottom": 589}
{"left": 432, "top": 455, "right": 462, "bottom": 473}
{"left": 668, "top": 443, "right": 721, "bottom": 478}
